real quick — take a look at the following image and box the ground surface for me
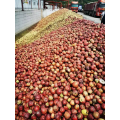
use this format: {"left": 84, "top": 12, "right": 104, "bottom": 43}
{"left": 78, "top": 12, "right": 101, "bottom": 24}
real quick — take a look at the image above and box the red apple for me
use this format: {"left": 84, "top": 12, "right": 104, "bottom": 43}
{"left": 85, "top": 102, "right": 90, "bottom": 108}
{"left": 94, "top": 104, "right": 101, "bottom": 111}
{"left": 89, "top": 106, "right": 95, "bottom": 112}
{"left": 88, "top": 113, "right": 94, "bottom": 120}
{"left": 101, "top": 103, "right": 105, "bottom": 109}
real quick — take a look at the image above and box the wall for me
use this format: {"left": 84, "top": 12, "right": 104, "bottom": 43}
{"left": 15, "top": 9, "right": 42, "bottom": 35}
{"left": 15, "top": 0, "right": 43, "bottom": 9}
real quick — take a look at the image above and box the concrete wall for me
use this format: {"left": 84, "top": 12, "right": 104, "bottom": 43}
{"left": 15, "top": 9, "right": 42, "bottom": 35}
{"left": 15, "top": 0, "right": 42, "bottom": 9}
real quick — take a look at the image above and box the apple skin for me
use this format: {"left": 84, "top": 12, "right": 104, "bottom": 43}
{"left": 88, "top": 113, "right": 94, "bottom": 120}
{"left": 93, "top": 111, "right": 100, "bottom": 119}
{"left": 101, "top": 103, "right": 105, "bottom": 109}
{"left": 89, "top": 106, "right": 95, "bottom": 112}
{"left": 98, "top": 110, "right": 103, "bottom": 116}
{"left": 85, "top": 102, "right": 90, "bottom": 108}
{"left": 94, "top": 104, "right": 101, "bottom": 111}
{"left": 77, "top": 113, "right": 83, "bottom": 119}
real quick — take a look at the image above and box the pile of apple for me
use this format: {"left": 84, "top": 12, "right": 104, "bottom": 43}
{"left": 15, "top": 19, "right": 105, "bottom": 120}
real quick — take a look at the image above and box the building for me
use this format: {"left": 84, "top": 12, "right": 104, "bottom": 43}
{"left": 15, "top": 0, "right": 44, "bottom": 10}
